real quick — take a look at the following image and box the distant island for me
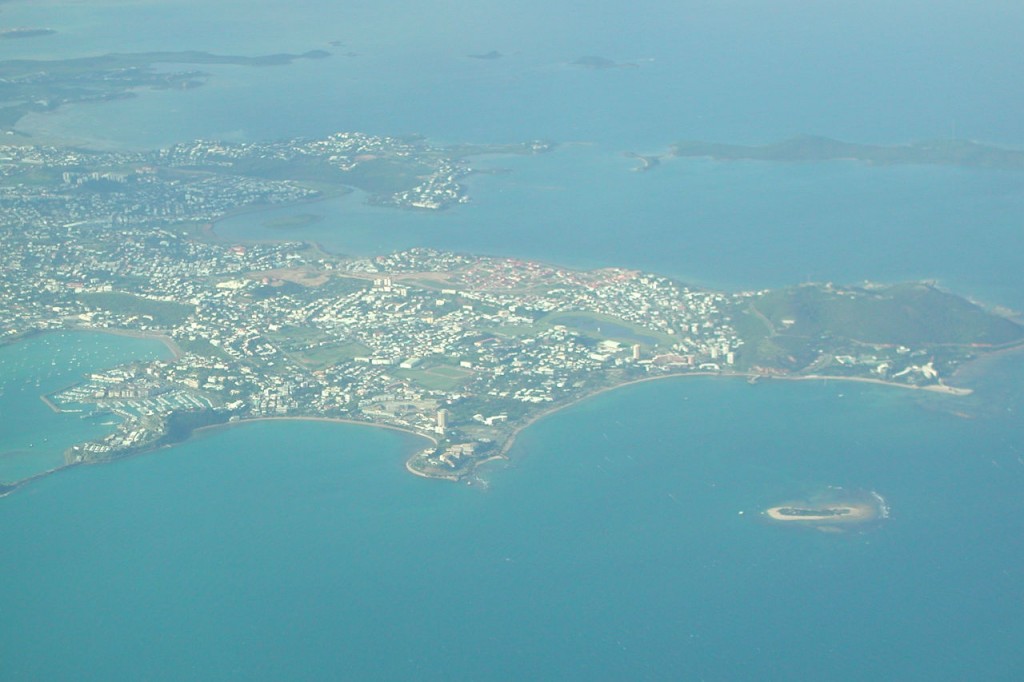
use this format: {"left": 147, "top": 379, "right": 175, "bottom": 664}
{"left": 0, "top": 28, "right": 57, "bottom": 40}
{"left": 572, "top": 56, "right": 638, "bottom": 70}
{"left": 468, "top": 51, "right": 503, "bottom": 60}
{"left": 670, "top": 135, "right": 1024, "bottom": 170}
{"left": 624, "top": 151, "right": 661, "bottom": 172}
{"left": 0, "top": 49, "right": 331, "bottom": 129}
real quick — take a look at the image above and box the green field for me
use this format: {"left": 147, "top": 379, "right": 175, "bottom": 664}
{"left": 480, "top": 311, "right": 672, "bottom": 348}
{"left": 286, "top": 341, "right": 370, "bottom": 371}
{"left": 78, "top": 292, "right": 194, "bottom": 328}
{"left": 394, "top": 363, "right": 474, "bottom": 391}
{"left": 176, "top": 337, "right": 230, "bottom": 360}
{"left": 543, "top": 311, "right": 672, "bottom": 346}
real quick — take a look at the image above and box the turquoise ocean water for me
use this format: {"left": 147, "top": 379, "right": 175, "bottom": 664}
{"left": 3, "top": 376, "right": 1023, "bottom": 679}
{"left": 2, "top": 1, "right": 1024, "bottom": 678}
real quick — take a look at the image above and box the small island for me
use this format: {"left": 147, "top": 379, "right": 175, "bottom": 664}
{"left": 0, "top": 28, "right": 57, "bottom": 40}
{"left": 625, "top": 136, "right": 1024, "bottom": 173}
{"left": 765, "top": 489, "right": 889, "bottom": 530}
{"left": 572, "top": 56, "right": 638, "bottom": 70}
{"left": 766, "top": 505, "right": 870, "bottom": 521}
{"left": 624, "top": 151, "right": 661, "bottom": 172}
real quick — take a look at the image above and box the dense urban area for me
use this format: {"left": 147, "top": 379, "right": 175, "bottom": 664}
{"left": 3, "top": 133, "right": 1022, "bottom": 484}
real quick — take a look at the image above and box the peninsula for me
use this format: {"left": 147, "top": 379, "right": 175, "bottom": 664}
{"left": 1, "top": 132, "right": 1022, "bottom": 493}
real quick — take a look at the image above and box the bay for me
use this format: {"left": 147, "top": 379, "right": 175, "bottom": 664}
{"left": 0, "top": 332, "right": 173, "bottom": 483}
{"left": 2, "top": 376, "right": 1022, "bottom": 680}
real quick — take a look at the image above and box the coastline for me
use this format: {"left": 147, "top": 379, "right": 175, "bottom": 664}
{"left": 785, "top": 373, "right": 973, "bottom": 396}
{"left": 2, "top": 362, "right": 980, "bottom": 495}
{"left": 495, "top": 369, "right": 971, "bottom": 458}
{"left": 2, "top": 413, "right": 438, "bottom": 496}
{"left": 493, "top": 372, "right": 727, "bottom": 461}
{"left": 405, "top": 459, "right": 460, "bottom": 481}
{"left": 0, "top": 462, "right": 81, "bottom": 498}
{"left": 952, "top": 338, "right": 1024, "bottom": 386}
{"left": 204, "top": 415, "right": 439, "bottom": 447}
{"left": 463, "top": 369, "right": 975, "bottom": 481}
{"left": 0, "top": 324, "right": 183, "bottom": 360}
{"left": 192, "top": 415, "right": 441, "bottom": 474}
{"left": 0, "top": 327, "right": 184, "bottom": 495}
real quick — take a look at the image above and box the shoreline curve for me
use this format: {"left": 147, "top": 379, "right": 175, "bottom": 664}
{"left": 3, "top": 366, "right": 976, "bottom": 495}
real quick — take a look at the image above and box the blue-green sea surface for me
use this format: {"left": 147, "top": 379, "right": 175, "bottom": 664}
{"left": 2, "top": 374, "right": 1022, "bottom": 680}
{"left": 215, "top": 145, "right": 1024, "bottom": 307}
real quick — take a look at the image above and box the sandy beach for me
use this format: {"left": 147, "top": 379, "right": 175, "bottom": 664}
{"left": 794, "top": 373, "right": 973, "bottom": 396}
{"left": 765, "top": 503, "right": 876, "bottom": 523}
{"left": 71, "top": 325, "right": 184, "bottom": 360}
{"left": 199, "top": 415, "right": 439, "bottom": 447}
